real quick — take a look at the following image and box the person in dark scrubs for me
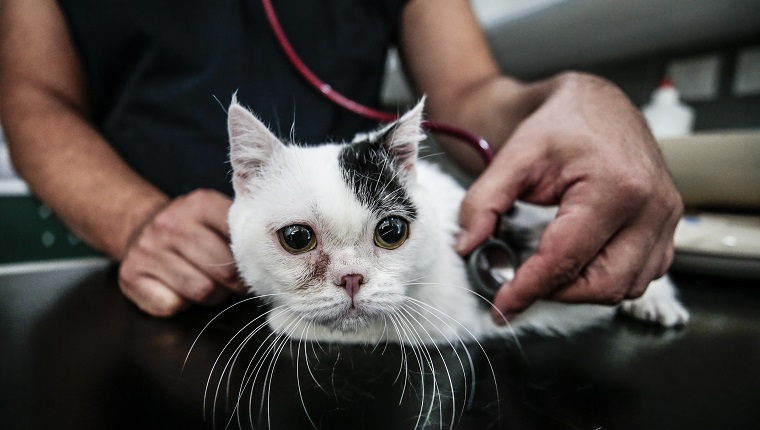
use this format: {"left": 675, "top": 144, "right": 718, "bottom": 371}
{"left": 0, "top": 0, "right": 682, "bottom": 320}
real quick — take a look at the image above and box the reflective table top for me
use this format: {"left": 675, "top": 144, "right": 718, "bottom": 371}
{"left": 1, "top": 264, "right": 759, "bottom": 429}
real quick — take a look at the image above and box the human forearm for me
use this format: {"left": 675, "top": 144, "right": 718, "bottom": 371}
{"left": 427, "top": 76, "right": 551, "bottom": 172}
{"left": 0, "top": 0, "right": 169, "bottom": 260}
{"left": 399, "top": 0, "right": 548, "bottom": 172}
{"left": 1, "top": 86, "right": 169, "bottom": 259}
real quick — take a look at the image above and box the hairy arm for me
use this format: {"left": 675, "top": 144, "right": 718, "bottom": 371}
{"left": 0, "top": 0, "right": 243, "bottom": 316}
{"left": 0, "top": 0, "right": 168, "bottom": 258}
{"left": 399, "top": 0, "right": 683, "bottom": 320}
{"left": 397, "top": 0, "right": 545, "bottom": 172}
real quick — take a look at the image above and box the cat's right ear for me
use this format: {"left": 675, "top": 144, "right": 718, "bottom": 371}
{"left": 228, "top": 96, "right": 283, "bottom": 194}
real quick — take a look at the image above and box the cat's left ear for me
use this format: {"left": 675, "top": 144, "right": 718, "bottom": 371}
{"left": 352, "top": 97, "right": 426, "bottom": 175}
{"left": 382, "top": 97, "right": 426, "bottom": 174}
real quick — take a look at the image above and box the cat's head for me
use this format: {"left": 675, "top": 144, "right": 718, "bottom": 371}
{"left": 227, "top": 97, "right": 440, "bottom": 333}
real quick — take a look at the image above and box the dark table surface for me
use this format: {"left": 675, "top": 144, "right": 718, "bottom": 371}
{"left": 1, "top": 263, "right": 759, "bottom": 430}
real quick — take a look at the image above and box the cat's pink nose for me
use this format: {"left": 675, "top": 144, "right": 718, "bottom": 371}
{"left": 340, "top": 274, "right": 364, "bottom": 300}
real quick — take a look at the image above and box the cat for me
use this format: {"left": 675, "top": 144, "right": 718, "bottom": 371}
{"left": 226, "top": 96, "right": 690, "bottom": 347}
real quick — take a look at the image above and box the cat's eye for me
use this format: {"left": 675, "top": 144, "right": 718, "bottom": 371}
{"left": 374, "top": 216, "right": 409, "bottom": 250}
{"left": 278, "top": 224, "right": 317, "bottom": 254}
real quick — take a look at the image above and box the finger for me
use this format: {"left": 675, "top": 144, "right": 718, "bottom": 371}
{"left": 119, "top": 273, "right": 189, "bottom": 318}
{"left": 633, "top": 222, "right": 677, "bottom": 296}
{"left": 653, "top": 205, "right": 681, "bottom": 279}
{"left": 456, "top": 152, "right": 525, "bottom": 255}
{"left": 548, "top": 222, "right": 656, "bottom": 304}
{"left": 551, "top": 197, "right": 680, "bottom": 304}
{"left": 140, "top": 249, "right": 232, "bottom": 306}
{"left": 655, "top": 238, "right": 676, "bottom": 279}
{"left": 185, "top": 189, "right": 234, "bottom": 237}
{"left": 490, "top": 187, "right": 632, "bottom": 320}
{"left": 150, "top": 191, "right": 245, "bottom": 294}
{"left": 166, "top": 220, "right": 246, "bottom": 294}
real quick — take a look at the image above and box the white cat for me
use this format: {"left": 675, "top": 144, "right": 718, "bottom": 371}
{"left": 226, "top": 97, "right": 689, "bottom": 346}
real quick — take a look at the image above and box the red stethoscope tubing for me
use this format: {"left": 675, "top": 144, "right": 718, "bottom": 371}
{"left": 261, "top": 0, "right": 495, "bottom": 165}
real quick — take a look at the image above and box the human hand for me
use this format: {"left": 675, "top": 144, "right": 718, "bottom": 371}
{"left": 456, "top": 72, "right": 683, "bottom": 322}
{"left": 118, "top": 189, "right": 247, "bottom": 317}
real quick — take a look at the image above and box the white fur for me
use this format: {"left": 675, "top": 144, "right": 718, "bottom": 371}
{"left": 227, "top": 99, "right": 689, "bottom": 346}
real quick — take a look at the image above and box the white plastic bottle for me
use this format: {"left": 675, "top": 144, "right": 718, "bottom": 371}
{"left": 642, "top": 78, "right": 695, "bottom": 139}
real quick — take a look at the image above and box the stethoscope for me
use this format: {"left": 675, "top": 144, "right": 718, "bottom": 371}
{"left": 261, "top": 0, "right": 525, "bottom": 301}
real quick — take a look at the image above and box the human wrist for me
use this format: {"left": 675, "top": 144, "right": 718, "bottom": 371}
{"left": 448, "top": 76, "right": 546, "bottom": 155}
{"left": 113, "top": 191, "right": 170, "bottom": 261}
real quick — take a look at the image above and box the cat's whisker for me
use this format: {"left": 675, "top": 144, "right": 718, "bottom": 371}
{"left": 223, "top": 318, "right": 271, "bottom": 417}
{"left": 393, "top": 312, "right": 430, "bottom": 428}
{"left": 398, "top": 305, "right": 454, "bottom": 430}
{"left": 184, "top": 294, "right": 280, "bottom": 376}
{"left": 415, "top": 151, "right": 446, "bottom": 163}
{"left": 369, "top": 315, "right": 391, "bottom": 355}
{"left": 211, "top": 306, "right": 291, "bottom": 429}
{"left": 384, "top": 313, "right": 406, "bottom": 381}
{"left": 386, "top": 312, "right": 415, "bottom": 403}
{"left": 258, "top": 315, "right": 304, "bottom": 430}
{"left": 201, "top": 302, "right": 285, "bottom": 425}
{"left": 403, "top": 295, "right": 503, "bottom": 424}
{"left": 300, "top": 325, "right": 331, "bottom": 397}
{"left": 401, "top": 300, "right": 478, "bottom": 430}
{"left": 403, "top": 280, "right": 528, "bottom": 361}
{"left": 387, "top": 312, "right": 410, "bottom": 374}
{"left": 327, "top": 347, "right": 342, "bottom": 404}
{"left": 394, "top": 309, "right": 440, "bottom": 429}
{"left": 221, "top": 304, "right": 289, "bottom": 392}
{"left": 389, "top": 313, "right": 429, "bottom": 394}
{"left": 402, "top": 298, "right": 473, "bottom": 355}
{"left": 210, "top": 306, "right": 295, "bottom": 429}
{"left": 289, "top": 104, "right": 296, "bottom": 143}
{"left": 215, "top": 324, "right": 266, "bottom": 428}
{"left": 260, "top": 331, "right": 292, "bottom": 429}
{"left": 294, "top": 319, "right": 321, "bottom": 430}
{"left": 262, "top": 330, "right": 298, "bottom": 428}
{"left": 400, "top": 301, "right": 469, "bottom": 380}
{"left": 308, "top": 326, "right": 326, "bottom": 363}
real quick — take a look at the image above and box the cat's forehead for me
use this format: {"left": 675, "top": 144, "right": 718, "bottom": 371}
{"left": 269, "top": 144, "right": 374, "bottom": 231}
{"left": 261, "top": 141, "right": 418, "bottom": 236}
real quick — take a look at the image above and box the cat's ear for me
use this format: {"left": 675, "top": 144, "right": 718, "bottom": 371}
{"left": 381, "top": 97, "right": 426, "bottom": 174}
{"left": 228, "top": 95, "right": 283, "bottom": 194}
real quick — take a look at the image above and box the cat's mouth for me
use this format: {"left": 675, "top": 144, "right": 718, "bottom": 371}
{"left": 327, "top": 310, "right": 372, "bottom": 333}
{"left": 307, "top": 305, "right": 375, "bottom": 333}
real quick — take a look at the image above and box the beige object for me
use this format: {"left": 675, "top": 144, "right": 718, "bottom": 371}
{"left": 658, "top": 132, "right": 760, "bottom": 209}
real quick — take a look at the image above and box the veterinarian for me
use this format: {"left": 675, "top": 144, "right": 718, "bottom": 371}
{"left": 0, "top": 0, "right": 682, "bottom": 321}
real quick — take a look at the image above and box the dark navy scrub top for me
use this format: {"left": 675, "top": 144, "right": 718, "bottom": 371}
{"left": 56, "top": 0, "right": 409, "bottom": 197}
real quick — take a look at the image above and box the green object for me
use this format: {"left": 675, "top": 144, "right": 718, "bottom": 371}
{"left": 0, "top": 195, "right": 100, "bottom": 264}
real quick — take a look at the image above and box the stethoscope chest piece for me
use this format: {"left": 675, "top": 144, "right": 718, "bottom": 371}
{"left": 466, "top": 237, "right": 519, "bottom": 302}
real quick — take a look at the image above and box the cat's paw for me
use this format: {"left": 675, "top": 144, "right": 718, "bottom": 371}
{"left": 619, "top": 278, "right": 690, "bottom": 327}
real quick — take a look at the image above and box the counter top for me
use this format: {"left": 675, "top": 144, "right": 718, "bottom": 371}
{"left": 1, "top": 265, "right": 759, "bottom": 429}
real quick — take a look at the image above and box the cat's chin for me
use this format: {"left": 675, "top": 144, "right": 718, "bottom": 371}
{"left": 309, "top": 309, "right": 375, "bottom": 333}
{"left": 325, "top": 319, "right": 370, "bottom": 333}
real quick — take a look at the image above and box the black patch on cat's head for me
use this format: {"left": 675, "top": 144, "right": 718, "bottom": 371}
{"left": 338, "top": 137, "right": 417, "bottom": 220}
